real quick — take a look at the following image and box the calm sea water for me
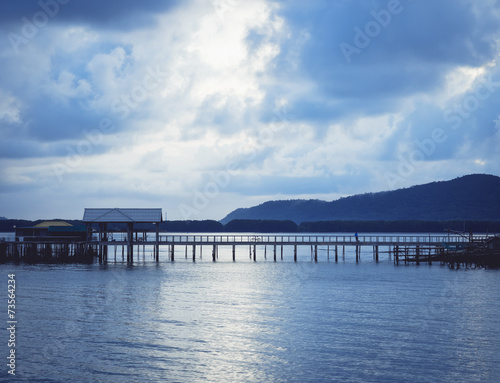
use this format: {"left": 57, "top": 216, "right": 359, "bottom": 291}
{"left": 1, "top": 234, "right": 499, "bottom": 382}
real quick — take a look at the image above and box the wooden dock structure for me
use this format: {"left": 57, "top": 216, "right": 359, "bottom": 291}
{"left": 2, "top": 233, "right": 498, "bottom": 268}
{"left": 0, "top": 238, "right": 94, "bottom": 264}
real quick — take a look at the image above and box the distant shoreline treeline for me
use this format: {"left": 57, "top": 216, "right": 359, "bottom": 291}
{"left": 2, "top": 219, "right": 500, "bottom": 234}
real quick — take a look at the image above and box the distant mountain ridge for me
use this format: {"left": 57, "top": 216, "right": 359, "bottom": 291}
{"left": 220, "top": 174, "right": 500, "bottom": 224}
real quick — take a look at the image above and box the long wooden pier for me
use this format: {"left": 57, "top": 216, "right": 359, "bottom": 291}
{"left": 2, "top": 234, "right": 498, "bottom": 267}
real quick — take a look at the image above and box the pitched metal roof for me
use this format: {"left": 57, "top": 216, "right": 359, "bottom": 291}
{"left": 34, "top": 220, "right": 73, "bottom": 228}
{"left": 82, "top": 208, "right": 162, "bottom": 223}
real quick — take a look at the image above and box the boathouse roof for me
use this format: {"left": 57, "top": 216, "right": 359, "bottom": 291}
{"left": 34, "top": 220, "right": 73, "bottom": 228}
{"left": 82, "top": 208, "right": 163, "bottom": 223}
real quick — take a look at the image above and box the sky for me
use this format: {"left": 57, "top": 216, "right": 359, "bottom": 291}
{"left": 1, "top": 0, "right": 500, "bottom": 221}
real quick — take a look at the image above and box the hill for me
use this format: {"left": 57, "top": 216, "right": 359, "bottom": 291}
{"left": 220, "top": 174, "right": 500, "bottom": 224}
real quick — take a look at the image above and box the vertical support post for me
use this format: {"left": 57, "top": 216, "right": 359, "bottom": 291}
{"left": 264, "top": 245, "right": 267, "bottom": 260}
{"left": 212, "top": 245, "right": 216, "bottom": 262}
{"left": 294, "top": 245, "right": 297, "bottom": 262}
{"left": 193, "top": 245, "right": 196, "bottom": 263}
{"left": 274, "top": 245, "right": 277, "bottom": 262}
{"left": 356, "top": 245, "right": 360, "bottom": 263}
{"left": 342, "top": 246, "right": 345, "bottom": 261}
{"left": 281, "top": 245, "right": 283, "bottom": 260}
{"left": 171, "top": 244, "right": 175, "bottom": 262}
{"left": 314, "top": 245, "right": 318, "bottom": 262}
{"left": 416, "top": 245, "right": 420, "bottom": 265}
{"left": 335, "top": 245, "right": 338, "bottom": 263}
{"left": 127, "top": 222, "right": 134, "bottom": 264}
{"left": 98, "top": 223, "right": 103, "bottom": 264}
{"left": 232, "top": 245, "right": 236, "bottom": 262}
{"left": 253, "top": 244, "right": 256, "bottom": 262}
{"left": 155, "top": 223, "right": 160, "bottom": 262}
{"left": 103, "top": 223, "right": 108, "bottom": 264}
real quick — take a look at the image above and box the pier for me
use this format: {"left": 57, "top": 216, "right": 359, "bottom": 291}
{"left": 2, "top": 233, "right": 499, "bottom": 268}
{"left": 2, "top": 208, "right": 498, "bottom": 267}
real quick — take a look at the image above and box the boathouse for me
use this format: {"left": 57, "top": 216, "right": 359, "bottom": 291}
{"left": 82, "top": 208, "right": 163, "bottom": 262}
{"left": 15, "top": 220, "right": 86, "bottom": 241}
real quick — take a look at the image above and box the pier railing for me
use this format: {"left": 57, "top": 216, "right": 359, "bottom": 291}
{"left": 154, "top": 234, "right": 490, "bottom": 246}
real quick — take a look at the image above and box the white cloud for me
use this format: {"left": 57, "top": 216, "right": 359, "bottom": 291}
{"left": 0, "top": 90, "right": 22, "bottom": 125}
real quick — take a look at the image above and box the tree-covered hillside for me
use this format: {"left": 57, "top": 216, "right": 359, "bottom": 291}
{"left": 221, "top": 174, "right": 500, "bottom": 224}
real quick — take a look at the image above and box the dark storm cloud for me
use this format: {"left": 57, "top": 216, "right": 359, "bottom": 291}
{"left": 0, "top": 0, "right": 180, "bottom": 29}
{"left": 265, "top": 0, "right": 500, "bottom": 124}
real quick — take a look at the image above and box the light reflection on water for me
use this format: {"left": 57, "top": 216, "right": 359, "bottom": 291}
{"left": 1, "top": 255, "right": 499, "bottom": 382}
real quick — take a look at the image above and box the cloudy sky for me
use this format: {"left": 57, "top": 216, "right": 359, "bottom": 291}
{"left": 1, "top": 0, "right": 500, "bottom": 220}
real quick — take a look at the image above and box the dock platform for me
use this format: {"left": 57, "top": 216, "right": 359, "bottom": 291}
{"left": 1, "top": 234, "right": 498, "bottom": 267}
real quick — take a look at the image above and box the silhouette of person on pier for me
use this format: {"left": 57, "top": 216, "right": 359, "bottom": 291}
{"left": 355, "top": 232, "right": 359, "bottom": 242}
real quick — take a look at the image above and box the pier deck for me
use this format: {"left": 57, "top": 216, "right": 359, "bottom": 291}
{"left": 2, "top": 234, "right": 498, "bottom": 267}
